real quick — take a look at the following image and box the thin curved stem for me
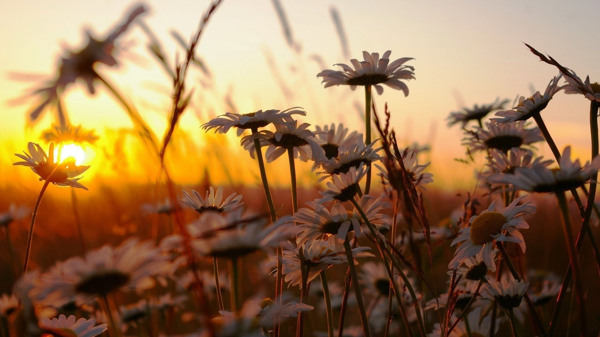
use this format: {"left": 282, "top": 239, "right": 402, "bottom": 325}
{"left": 288, "top": 149, "right": 298, "bottom": 213}
{"left": 343, "top": 237, "right": 371, "bottom": 337}
{"left": 229, "top": 256, "right": 241, "bottom": 312}
{"left": 23, "top": 179, "right": 51, "bottom": 274}
{"left": 213, "top": 257, "right": 224, "bottom": 311}
{"left": 252, "top": 129, "right": 277, "bottom": 221}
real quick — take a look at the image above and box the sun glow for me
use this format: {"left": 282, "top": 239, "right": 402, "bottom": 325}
{"left": 55, "top": 143, "right": 90, "bottom": 166}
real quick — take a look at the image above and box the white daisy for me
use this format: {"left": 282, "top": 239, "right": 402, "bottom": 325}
{"left": 313, "top": 123, "right": 361, "bottom": 161}
{"left": 449, "top": 196, "right": 535, "bottom": 269}
{"left": 481, "top": 148, "right": 553, "bottom": 187}
{"left": 318, "top": 140, "right": 380, "bottom": 176}
{"left": 376, "top": 147, "right": 433, "bottom": 191}
{"left": 14, "top": 142, "right": 90, "bottom": 190}
{"left": 257, "top": 296, "right": 313, "bottom": 327}
{"left": 494, "top": 75, "right": 563, "bottom": 122}
{"left": 489, "top": 146, "right": 600, "bottom": 193}
{"left": 462, "top": 121, "right": 544, "bottom": 153}
{"left": 320, "top": 165, "right": 367, "bottom": 203}
{"left": 182, "top": 186, "right": 244, "bottom": 215}
{"left": 202, "top": 107, "right": 305, "bottom": 136}
{"left": 447, "top": 98, "right": 510, "bottom": 128}
{"left": 39, "top": 314, "right": 107, "bottom": 337}
{"left": 294, "top": 200, "right": 361, "bottom": 243}
{"left": 0, "top": 203, "right": 29, "bottom": 228}
{"left": 32, "top": 238, "right": 169, "bottom": 306}
{"left": 485, "top": 277, "right": 529, "bottom": 310}
{"left": 428, "top": 307, "right": 498, "bottom": 337}
{"left": 317, "top": 50, "right": 415, "bottom": 96}
{"left": 0, "top": 293, "right": 18, "bottom": 317}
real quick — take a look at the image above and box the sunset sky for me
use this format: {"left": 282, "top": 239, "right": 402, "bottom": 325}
{"left": 1, "top": 0, "right": 599, "bottom": 191}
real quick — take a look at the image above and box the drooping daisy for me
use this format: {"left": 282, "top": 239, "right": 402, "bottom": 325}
{"left": 449, "top": 196, "right": 535, "bottom": 269}
{"left": 39, "top": 314, "right": 107, "bottom": 337}
{"left": 489, "top": 146, "right": 600, "bottom": 193}
{"left": 462, "top": 121, "right": 544, "bottom": 153}
{"left": 202, "top": 107, "right": 305, "bottom": 136}
{"left": 240, "top": 121, "right": 323, "bottom": 163}
{"left": 494, "top": 75, "right": 563, "bottom": 122}
{"left": 14, "top": 142, "right": 90, "bottom": 190}
{"left": 485, "top": 277, "right": 529, "bottom": 310}
{"left": 320, "top": 165, "right": 367, "bottom": 203}
{"left": 258, "top": 296, "right": 313, "bottom": 327}
{"left": 182, "top": 186, "right": 244, "bottom": 215}
{"left": 428, "top": 307, "right": 498, "bottom": 337}
{"left": 447, "top": 98, "right": 510, "bottom": 128}
{"left": 32, "top": 238, "right": 169, "bottom": 306}
{"left": 294, "top": 200, "right": 361, "bottom": 243}
{"left": 313, "top": 123, "right": 361, "bottom": 161}
{"left": 317, "top": 50, "right": 415, "bottom": 96}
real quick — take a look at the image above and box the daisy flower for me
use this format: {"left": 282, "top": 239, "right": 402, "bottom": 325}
{"left": 489, "top": 146, "right": 600, "bottom": 193}
{"left": 141, "top": 198, "right": 174, "bottom": 215}
{"left": 428, "top": 307, "right": 498, "bottom": 337}
{"left": 359, "top": 261, "right": 407, "bottom": 299}
{"left": 0, "top": 203, "right": 29, "bottom": 228}
{"left": 320, "top": 165, "right": 367, "bottom": 203}
{"left": 194, "top": 214, "right": 296, "bottom": 259}
{"left": 14, "top": 142, "right": 90, "bottom": 190}
{"left": 313, "top": 123, "right": 361, "bottom": 160}
{"left": 294, "top": 200, "right": 362, "bottom": 243}
{"left": 485, "top": 277, "right": 529, "bottom": 310}
{"left": 182, "top": 186, "right": 244, "bottom": 215}
{"left": 39, "top": 314, "right": 107, "bottom": 337}
{"left": 376, "top": 147, "right": 433, "bottom": 191}
{"left": 449, "top": 196, "right": 535, "bottom": 269}
{"left": 481, "top": 148, "right": 553, "bottom": 186}
{"left": 41, "top": 123, "right": 99, "bottom": 145}
{"left": 318, "top": 140, "right": 380, "bottom": 176}
{"left": 447, "top": 98, "right": 510, "bottom": 128}
{"left": 494, "top": 75, "right": 563, "bottom": 122}
{"left": 462, "top": 121, "right": 544, "bottom": 153}
{"left": 526, "top": 43, "right": 600, "bottom": 103}
{"left": 240, "top": 121, "right": 323, "bottom": 163}
{"left": 353, "top": 194, "right": 392, "bottom": 234}
{"left": 202, "top": 107, "right": 305, "bottom": 136}
{"left": 25, "top": 5, "right": 146, "bottom": 122}
{"left": 32, "top": 238, "right": 168, "bottom": 306}
{"left": 278, "top": 239, "right": 371, "bottom": 287}
{"left": 317, "top": 50, "right": 415, "bottom": 96}
{"left": 258, "top": 296, "right": 313, "bottom": 327}
{"left": 0, "top": 293, "right": 18, "bottom": 317}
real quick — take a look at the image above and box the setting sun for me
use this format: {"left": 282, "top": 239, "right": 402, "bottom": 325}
{"left": 54, "top": 143, "right": 89, "bottom": 166}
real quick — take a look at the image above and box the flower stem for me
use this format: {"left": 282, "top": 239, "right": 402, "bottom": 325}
{"left": 213, "top": 257, "right": 225, "bottom": 311}
{"left": 252, "top": 128, "right": 277, "bottom": 222}
{"left": 100, "top": 294, "right": 122, "bottom": 337}
{"left": 22, "top": 179, "right": 51, "bottom": 274}
{"left": 70, "top": 187, "right": 86, "bottom": 254}
{"left": 364, "top": 85, "right": 373, "bottom": 194}
{"left": 296, "top": 248, "right": 310, "bottom": 337}
{"left": 343, "top": 236, "right": 371, "bottom": 337}
{"left": 288, "top": 149, "right": 298, "bottom": 213}
{"left": 320, "top": 271, "right": 335, "bottom": 337}
{"left": 507, "top": 308, "right": 521, "bottom": 337}
{"left": 555, "top": 191, "right": 587, "bottom": 335}
{"left": 496, "top": 242, "right": 545, "bottom": 336}
{"left": 229, "top": 256, "right": 241, "bottom": 312}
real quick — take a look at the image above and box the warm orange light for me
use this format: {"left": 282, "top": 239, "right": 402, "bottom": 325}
{"left": 55, "top": 143, "right": 89, "bottom": 166}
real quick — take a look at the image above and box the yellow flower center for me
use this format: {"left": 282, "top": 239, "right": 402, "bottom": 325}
{"left": 470, "top": 211, "right": 507, "bottom": 245}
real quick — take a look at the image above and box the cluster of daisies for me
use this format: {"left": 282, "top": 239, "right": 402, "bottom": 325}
{"left": 2, "top": 5, "right": 599, "bottom": 335}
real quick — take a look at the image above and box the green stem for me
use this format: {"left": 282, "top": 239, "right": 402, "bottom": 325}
{"left": 532, "top": 112, "right": 561, "bottom": 162}
{"left": 447, "top": 281, "right": 484, "bottom": 335}
{"left": 464, "top": 315, "right": 473, "bottom": 337}
{"left": 337, "top": 266, "right": 351, "bottom": 337}
{"left": 252, "top": 128, "right": 277, "bottom": 222}
{"left": 343, "top": 237, "right": 371, "bottom": 337}
{"left": 229, "top": 257, "right": 241, "bottom": 312}
{"left": 364, "top": 85, "right": 373, "bottom": 194}
{"left": 555, "top": 191, "right": 587, "bottom": 335}
{"left": 296, "top": 249, "right": 309, "bottom": 337}
{"left": 100, "top": 294, "right": 122, "bottom": 337}
{"left": 320, "top": 271, "right": 335, "bottom": 337}
{"left": 23, "top": 179, "right": 51, "bottom": 274}
{"left": 213, "top": 257, "right": 224, "bottom": 311}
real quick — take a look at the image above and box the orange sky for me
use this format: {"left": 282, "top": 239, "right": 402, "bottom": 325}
{"left": 1, "top": 0, "right": 599, "bottom": 192}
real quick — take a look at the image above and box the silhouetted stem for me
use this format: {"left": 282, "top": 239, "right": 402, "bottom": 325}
{"left": 364, "top": 85, "right": 373, "bottom": 194}
{"left": 320, "top": 271, "right": 335, "bottom": 337}
{"left": 230, "top": 257, "right": 241, "bottom": 312}
{"left": 23, "top": 179, "right": 50, "bottom": 274}
{"left": 343, "top": 237, "right": 371, "bottom": 337}
{"left": 213, "top": 257, "right": 224, "bottom": 311}
{"left": 288, "top": 149, "right": 298, "bottom": 213}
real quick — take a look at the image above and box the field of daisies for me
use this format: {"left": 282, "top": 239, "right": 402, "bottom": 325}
{"left": 2, "top": 1, "right": 600, "bottom": 337}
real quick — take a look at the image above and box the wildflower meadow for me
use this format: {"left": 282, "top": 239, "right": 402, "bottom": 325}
{"left": 1, "top": 1, "right": 600, "bottom": 337}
